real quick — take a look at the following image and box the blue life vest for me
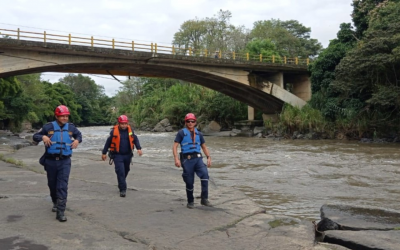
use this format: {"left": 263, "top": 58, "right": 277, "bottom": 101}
{"left": 181, "top": 128, "right": 201, "bottom": 154}
{"left": 47, "top": 121, "right": 73, "bottom": 156}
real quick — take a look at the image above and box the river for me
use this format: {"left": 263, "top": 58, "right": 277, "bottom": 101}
{"left": 75, "top": 126, "right": 400, "bottom": 221}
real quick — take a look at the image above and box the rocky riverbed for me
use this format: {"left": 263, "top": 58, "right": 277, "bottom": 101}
{"left": 0, "top": 132, "right": 399, "bottom": 249}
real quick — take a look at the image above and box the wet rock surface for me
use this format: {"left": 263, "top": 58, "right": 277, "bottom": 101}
{"left": 315, "top": 204, "right": 400, "bottom": 249}
{"left": 0, "top": 130, "right": 34, "bottom": 150}
{"left": 2, "top": 139, "right": 399, "bottom": 249}
{"left": 0, "top": 145, "right": 336, "bottom": 250}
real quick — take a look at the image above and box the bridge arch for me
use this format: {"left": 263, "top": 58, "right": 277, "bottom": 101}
{"left": 0, "top": 38, "right": 309, "bottom": 115}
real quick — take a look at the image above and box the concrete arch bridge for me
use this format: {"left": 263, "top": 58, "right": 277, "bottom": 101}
{"left": 0, "top": 28, "right": 311, "bottom": 120}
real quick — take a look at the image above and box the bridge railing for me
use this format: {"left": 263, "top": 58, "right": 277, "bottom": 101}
{"left": 0, "top": 28, "right": 309, "bottom": 66}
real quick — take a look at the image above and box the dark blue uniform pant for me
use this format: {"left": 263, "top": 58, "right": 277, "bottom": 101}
{"left": 44, "top": 157, "right": 71, "bottom": 212}
{"left": 181, "top": 157, "right": 209, "bottom": 203}
{"left": 114, "top": 154, "right": 132, "bottom": 191}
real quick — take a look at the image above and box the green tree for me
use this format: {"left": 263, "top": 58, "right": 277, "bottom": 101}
{"left": 245, "top": 38, "right": 282, "bottom": 62}
{"left": 249, "top": 19, "right": 322, "bottom": 58}
{"left": 0, "top": 77, "right": 33, "bottom": 131}
{"left": 199, "top": 91, "right": 247, "bottom": 128}
{"left": 17, "top": 74, "right": 50, "bottom": 124}
{"left": 173, "top": 18, "right": 208, "bottom": 54}
{"left": 116, "top": 77, "right": 145, "bottom": 106}
{"left": 309, "top": 23, "right": 357, "bottom": 95}
{"left": 114, "top": 77, "right": 174, "bottom": 126}
{"left": 59, "top": 74, "right": 103, "bottom": 100}
{"left": 0, "top": 77, "right": 21, "bottom": 120}
{"left": 173, "top": 10, "right": 249, "bottom": 55}
{"left": 112, "top": 76, "right": 247, "bottom": 129}
{"left": 308, "top": 21, "right": 357, "bottom": 122}
{"left": 42, "top": 82, "right": 81, "bottom": 124}
{"left": 59, "top": 74, "right": 106, "bottom": 125}
{"left": 0, "top": 77, "right": 21, "bottom": 98}
{"left": 351, "top": 0, "right": 390, "bottom": 38}
{"left": 331, "top": 1, "right": 400, "bottom": 132}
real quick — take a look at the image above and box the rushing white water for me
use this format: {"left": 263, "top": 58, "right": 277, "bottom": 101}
{"left": 76, "top": 126, "right": 400, "bottom": 220}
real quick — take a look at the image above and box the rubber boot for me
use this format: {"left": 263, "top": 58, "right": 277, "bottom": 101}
{"left": 56, "top": 210, "right": 67, "bottom": 222}
{"left": 201, "top": 199, "right": 212, "bottom": 207}
{"left": 187, "top": 202, "right": 194, "bottom": 209}
{"left": 52, "top": 203, "right": 57, "bottom": 212}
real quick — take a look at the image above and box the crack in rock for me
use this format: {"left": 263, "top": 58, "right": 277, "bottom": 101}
{"left": 176, "top": 209, "right": 267, "bottom": 244}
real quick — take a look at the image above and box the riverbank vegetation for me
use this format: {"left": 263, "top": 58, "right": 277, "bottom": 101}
{"left": 307, "top": 0, "right": 400, "bottom": 139}
{"left": 1, "top": 0, "right": 399, "bottom": 140}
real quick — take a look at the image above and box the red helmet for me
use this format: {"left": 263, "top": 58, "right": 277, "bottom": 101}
{"left": 54, "top": 105, "right": 70, "bottom": 116}
{"left": 184, "top": 113, "right": 196, "bottom": 121}
{"left": 118, "top": 115, "right": 129, "bottom": 123}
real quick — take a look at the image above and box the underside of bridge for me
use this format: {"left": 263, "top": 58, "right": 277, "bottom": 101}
{"left": 0, "top": 39, "right": 310, "bottom": 115}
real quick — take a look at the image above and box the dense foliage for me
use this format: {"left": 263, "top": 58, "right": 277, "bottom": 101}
{"left": 172, "top": 10, "right": 247, "bottom": 55}
{"left": 307, "top": 0, "right": 400, "bottom": 138}
{"left": 115, "top": 77, "right": 248, "bottom": 128}
{"left": 0, "top": 73, "right": 114, "bottom": 132}
{"left": 249, "top": 19, "right": 322, "bottom": 58}
{"left": 172, "top": 10, "right": 321, "bottom": 59}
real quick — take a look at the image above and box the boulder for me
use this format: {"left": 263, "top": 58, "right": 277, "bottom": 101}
{"left": 253, "top": 126, "right": 265, "bottom": 136}
{"left": 152, "top": 118, "right": 173, "bottom": 132}
{"left": 201, "top": 121, "right": 221, "bottom": 134}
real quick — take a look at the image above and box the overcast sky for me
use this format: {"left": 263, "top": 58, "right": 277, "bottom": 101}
{"left": 1, "top": 0, "right": 354, "bottom": 96}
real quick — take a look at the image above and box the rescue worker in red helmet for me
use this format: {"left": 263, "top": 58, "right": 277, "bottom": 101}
{"left": 101, "top": 115, "right": 143, "bottom": 197}
{"left": 172, "top": 113, "right": 212, "bottom": 209}
{"left": 33, "top": 105, "right": 82, "bottom": 222}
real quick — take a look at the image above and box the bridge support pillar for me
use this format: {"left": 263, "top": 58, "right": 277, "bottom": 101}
{"left": 248, "top": 106, "right": 255, "bottom": 121}
{"left": 284, "top": 73, "right": 311, "bottom": 101}
{"left": 268, "top": 72, "right": 284, "bottom": 88}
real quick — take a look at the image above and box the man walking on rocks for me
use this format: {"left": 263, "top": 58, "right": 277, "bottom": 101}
{"left": 33, "top": 105, "right": 82, "bottom": 222}
{"left": 102, "top": 115, "right": 142, "bottom": 197}
{"left": 172, "top": 113, "right": 212, "bottom": 209}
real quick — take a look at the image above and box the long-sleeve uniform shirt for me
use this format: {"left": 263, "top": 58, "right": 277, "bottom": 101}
{"left": 102, "top": 128, "right": 142, "bottom": 155}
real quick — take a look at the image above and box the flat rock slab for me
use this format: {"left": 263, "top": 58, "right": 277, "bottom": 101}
{"left": 321, "top": 204, "right": 400, "bottom": 229}
{"left": 320, "top": 204, "right": 400, "bottom": 249}
{"left": 325, "top": 230, "right": 400, "bottom": 250}
{"left": 0, "top": 146, "right": 334, "bottom": 250}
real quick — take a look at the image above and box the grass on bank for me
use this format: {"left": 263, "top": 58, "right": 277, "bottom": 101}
{"left": 0, "top": 153, "right": 45, "bottom": 174}
{"left": 0, "top": 153, "right": 25, "bottom": 166}
{"left": 264, "top": 104, "right": 384, "bottom": 140}
{"left": 264, "top": 104, "right": 333, "bottom": 137}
